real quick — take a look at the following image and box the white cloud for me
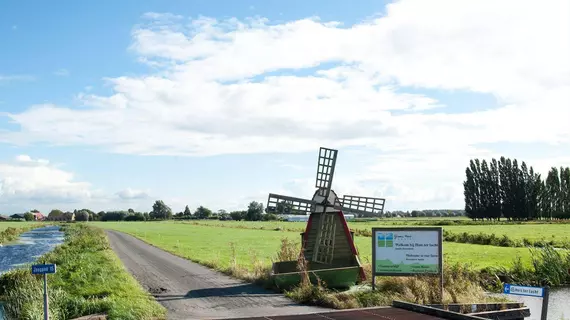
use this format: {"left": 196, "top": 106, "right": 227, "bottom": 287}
{"left": 0, "top": 156, "right": 160, "bottom": 213}
{"left": 1, "top": 0, "right": 569, "bottom": 209}
{"left": 53, "top": 69, "right": 70, "bottom": 77}
{"left": 0, "top": 155, "right": 95, "bottom": 206}
{"left": 116, "top": 188, "right": 150, "bottom": 200}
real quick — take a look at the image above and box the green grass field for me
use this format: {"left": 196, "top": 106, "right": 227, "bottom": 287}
{"left": 91, "top": 221, "right": 533, "bottom": 272}
{"left": 179, "top": 220, "right": 570, "bottom": 246}
{"left": 0, "top": 221, "right": 38, "bottom": 232}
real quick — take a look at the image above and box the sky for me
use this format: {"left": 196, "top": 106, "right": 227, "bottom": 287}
{"left": 0, "top": 0, "right": 569, "bottom": 215}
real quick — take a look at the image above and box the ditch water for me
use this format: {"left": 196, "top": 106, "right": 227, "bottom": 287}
{"left": 0, "top": 226, "right": 64, "bottom": 319}
{"left": 499, "top": 288, "right": 570, "bottom": 320}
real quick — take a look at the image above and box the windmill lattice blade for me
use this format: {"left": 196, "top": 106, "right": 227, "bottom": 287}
{"left": 266, "top": 193, "right": 316, "bottom": 215}
{"left": 340, "top": 195, "right": 386, "bottom": 217}
{"left": 315, "top": 147, "right": 338, "bottom": 198}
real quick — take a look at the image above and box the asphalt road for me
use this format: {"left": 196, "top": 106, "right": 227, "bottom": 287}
{"left": 106, "top": 230, "right": 326, "bottom": 320}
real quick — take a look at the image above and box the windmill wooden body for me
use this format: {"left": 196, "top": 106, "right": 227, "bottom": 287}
{"left": 267, "top": 147, "right": 386, "bottom": 289}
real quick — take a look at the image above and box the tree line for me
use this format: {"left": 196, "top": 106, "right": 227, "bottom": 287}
{"left": 43, "top": 200, "right": 277, "bottom": 222}
{"left": 464, "top": 157, "right": 570, "bottom": 220}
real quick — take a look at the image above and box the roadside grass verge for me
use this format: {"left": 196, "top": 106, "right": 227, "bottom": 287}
{"left": 0, "top": 223, "right": 166, "bottom": 320}
{"left": 285, "top": 263, "right": 505, "bottom": 309}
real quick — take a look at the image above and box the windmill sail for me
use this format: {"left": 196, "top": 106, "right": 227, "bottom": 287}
{"left": 266, "top": 193, "right": 315, "bottom": 215}
{"left": 338, "top": 195, "right": 386, "bottom": 217}
{"left": 315, "top": 147, "right": 338, "bottom": 200}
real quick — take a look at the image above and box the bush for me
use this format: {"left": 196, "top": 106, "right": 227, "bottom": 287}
{"left": 124, "top": 213, "right": 146, "bottom": 221}
{"left": 263, "top": 213, "right": 279, "bottom": 221}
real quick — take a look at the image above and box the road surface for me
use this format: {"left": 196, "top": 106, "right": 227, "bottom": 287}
{"left": 106, "top": 230, "right": 326, "bottom": 320}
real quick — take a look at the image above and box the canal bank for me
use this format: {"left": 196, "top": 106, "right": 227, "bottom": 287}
{"left": 0, "top": 224, "right": 165, "bottom": 320}
{"left": 0, "top": 226, "right": 64, "bottom": 274}
{"left": 0, "top": 226, "right": 64, "bottom": 319}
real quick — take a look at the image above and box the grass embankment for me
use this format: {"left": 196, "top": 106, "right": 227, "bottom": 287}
{"left": 92, "top": 221, "right": 570, "bottom": 308}
{"left": 0, "top": 222, "right": 43, "bottom": 244}
{"left": 181, "top": 220, "right": 570, "bottom": 248}
{"left": 0, "top": 224, "right": 166, "bottom": 320}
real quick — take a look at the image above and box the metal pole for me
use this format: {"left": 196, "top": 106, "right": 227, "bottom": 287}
{"left": 371, "top": 237, "right": 375, "bottom": 293}
{"left": 43, "top": 273, "right": 49, "bottom": 320}
{"left": 541, "top": 287, "right": 549, "bottom": 320}
{"left": 439, "top": 271, "right": 444, "bottom": 304}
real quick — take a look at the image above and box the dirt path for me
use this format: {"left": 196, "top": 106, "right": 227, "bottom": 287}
{"left": 106, "top": 230, "right": 326, "bottom": 320}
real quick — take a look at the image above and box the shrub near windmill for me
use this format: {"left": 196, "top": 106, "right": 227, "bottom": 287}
{"left": 267, "top": 147, "right": 386, "bottom": 289}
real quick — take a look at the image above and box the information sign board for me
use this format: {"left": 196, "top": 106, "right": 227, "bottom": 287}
{"left": 372, "top": 227, "right": 442, "bottom": 276}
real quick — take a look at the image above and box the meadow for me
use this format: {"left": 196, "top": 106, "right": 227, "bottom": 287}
{"left": 90, "top": 221, "right": 534, "bottom": 271}
{"left": 178, "top": 219, "right": 570, "bottom": 247}
{"left": 0, "top": 221, "right": 37, "bottom": 232}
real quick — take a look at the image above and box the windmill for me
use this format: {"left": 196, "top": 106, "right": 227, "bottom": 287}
{"left": 267, "top": 147, "right": 386, "bottom": 288}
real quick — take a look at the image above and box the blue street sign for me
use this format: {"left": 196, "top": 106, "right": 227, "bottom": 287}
{"left": 503, "top": 283, "right": 544, "bottom": 297}
{"left": 31, "top": 264, "right": 56, "bottom": 275}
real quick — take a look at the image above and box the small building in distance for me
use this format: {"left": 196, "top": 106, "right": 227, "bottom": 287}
{"left": 31, "top": 211, "right": 46, "bottom": 221}
{"left": 9, "top": 214, "right": 26, "bottom": 221}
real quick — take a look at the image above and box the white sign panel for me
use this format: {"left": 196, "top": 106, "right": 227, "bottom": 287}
{"left": 372, "top": 228, "right": 442, "bottom": 275}
{"left": 503, "top": 284, "right": 544, "bottom": 297}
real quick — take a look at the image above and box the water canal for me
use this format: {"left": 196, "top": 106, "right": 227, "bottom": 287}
{"left": 0, "top": 226, "right": 64, "bottom": 319}
{"left": 502, "top": 288, "right": 570, "bottom": 320}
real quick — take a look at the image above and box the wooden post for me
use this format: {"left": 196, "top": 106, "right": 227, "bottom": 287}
{"left": 541, "top": 287, "right": 549, "bottom": 320}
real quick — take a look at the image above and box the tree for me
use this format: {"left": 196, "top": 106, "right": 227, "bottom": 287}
{"left": 275, "top": 201, "right": 293, "bottom": 214}
{"left": 125, "top": 212, "right": 146, "bottom": 221}
{"left": 23, "top": 212, "right": 35, "bottom": 221}
{"left": 246, "top": 201, "right": 264, "bottom": 221}
{"left": 48, "top": 209, "right": 65, "bottom": 221}
{"left": 561, "top": 167, "right": 570, "bottom": 219}
{"left": 183, "top": 205, "right": 192, "bottom": 217}
{"left": 230, "top": 211, "right": 246, "bottom": 221}
{"left": 463, "top": 157, "right": 568, "bottom": 221}
{"left": 545, "top": 167, "right": 561, "bottom": 220}
{"left": 194, "top": 206, "right": 212, "bottom": 219}
{"left": 75, "top": 211, "right": 89, "bottom": 221}
{"left": 128, "top": 208, "right": 135, "bottom": 214}
{"left": 101, "top": 211, "right": 127, "bottom": 221}
{"left": 30, "top": 209, "right": 40, "bottom": 213}
{"left": 151, "top": 200, "right": 173, "bottom": 220}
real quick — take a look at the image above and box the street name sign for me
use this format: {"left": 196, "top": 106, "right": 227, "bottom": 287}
{"left": 503, "top": 283, "right": 549, "bottom": 320}
{"left": 31, "top": 264, "right": 56, "bottom": 275}
{"left": 503, "top": 283, "right": 544, "bottom": 297}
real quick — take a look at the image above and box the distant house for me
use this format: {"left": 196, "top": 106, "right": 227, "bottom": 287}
{"left": 10, "top": 214, "right": 25, "bottom": 220}
{"left": 0, "top": 215, "right": 8, "bottom": 221}
{"left": 32, "top": 211, "right": 46, "bottom": 221}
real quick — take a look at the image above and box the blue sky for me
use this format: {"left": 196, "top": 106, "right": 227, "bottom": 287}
{"left": 1, "top": 0, "right": 568, "bottom": 214}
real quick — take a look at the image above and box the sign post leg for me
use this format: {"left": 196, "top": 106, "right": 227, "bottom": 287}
{"left": 541, "top": 287, "right": 549, "bottom": 320}
{"left": 439, "top": 272, "right": 444, "bottom": 304}
{"left": 43, "top": 273, "right": 48, "bottom": 320}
